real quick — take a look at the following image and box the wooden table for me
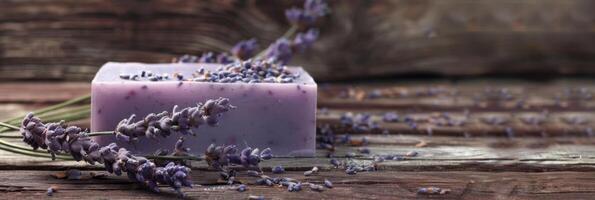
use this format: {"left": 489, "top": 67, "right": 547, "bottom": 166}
{"left": 1, "top": 80, "right": 595, "bottom": 199}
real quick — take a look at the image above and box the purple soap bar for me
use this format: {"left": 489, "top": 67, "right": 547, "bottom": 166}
{"left": 91, "top": 62, "right": 317, "bottom": 156}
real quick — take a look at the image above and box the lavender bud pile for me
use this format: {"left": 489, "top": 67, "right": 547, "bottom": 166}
{"left": 190, "top": 59, "right": 301, "bottom": 83}
{"left": 115, "top": 97, "right": 235, "bottom": 142}
{"left": 20, "top": 113, "right": 193, "bottom": 196}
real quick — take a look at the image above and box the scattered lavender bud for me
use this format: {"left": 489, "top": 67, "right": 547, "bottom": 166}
{"left": 310, "top": 183, "right": 324, "bottom": 192}
{"left": 505, "top": 127, "right": 514, "bottom": 138}
{"left": 119, "top": 74, "right": 131, "bottom": 80}
{"left": 358, "top": 147, "right": 371, "bottom": 154}
{"left": 248, "top": 195, "right": 265, "bottom": 200}
{"left": 330, "top": 158, "right": 340, "bottom": 168}
{"left": 324, "top": 179, "right": 333, "bottom": 188}
{"left": 311, "top": 166, "right": 319, "bottom": 173}
{"left": 67, "top": 169, "right": 82, "bottom": 180}
{"left": 383, "top": 112, "right": 399, "bottom": 123}
{"left": 237, "top": 184, "right": 247, "bottom": 192}
{"left": 346, "top": 152, "right": 356, "bottom": 158}
{"left": 345, "top": 168, "right": 357, "bottom": 175}
{"left": 304, "top": 170, "right": 314, "bottom": 176}
{"left": 288, "top": 182, "right": 302, "bottom": 192}
{"left": 272, "top": 165, "right": 285, "bottom": 174}
{"left": 174, "top": 136, "right": 190, "bottom": 156}
{"left": 246, "top": 170, "right": 261, "bottom": 177}
{"left": 417, "top": 186, "right": 448, "bottom": 195}
{"left": 406, "top": 151, "right": 418, "bottom": 157}
{"left": 47, "top": 187, "right": 56, "bottom": 196}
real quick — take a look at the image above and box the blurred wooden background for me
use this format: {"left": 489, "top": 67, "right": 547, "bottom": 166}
{"left": 1, "top": 0, "right": 595, "bottom": 82}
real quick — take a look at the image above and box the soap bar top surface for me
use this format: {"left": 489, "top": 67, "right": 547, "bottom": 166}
{"left": 93, "top": 62, "right": 316, "bottom": 85}
{"left": 91, "top": 62, "right": 317, "bottom": 156}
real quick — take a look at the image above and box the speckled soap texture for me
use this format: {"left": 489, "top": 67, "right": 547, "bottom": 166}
{"left": 91, "top": 62, "right": 317, "bottom": 156}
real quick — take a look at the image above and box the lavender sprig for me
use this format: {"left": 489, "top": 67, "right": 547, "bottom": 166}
{"left": 115, "top": 97, "right": 235, "bottom": 143}
{"left": 20, "top": 113, "right": 192, "bottom": 196}
{"left": 231, "top": 38, "right": 259, "bottom": 60}
{"left": 205, "top": 143, "right": 273, "bottom": 171}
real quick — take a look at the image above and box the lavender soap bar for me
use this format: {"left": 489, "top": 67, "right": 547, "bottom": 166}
{"left": 91, "top": 62, "right": 317, "bottom": 156}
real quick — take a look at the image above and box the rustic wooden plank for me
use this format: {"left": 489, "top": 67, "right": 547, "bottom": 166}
{"left": 0, "top": 82, "right": 89, "bottom": 103}
{"left": 1, "top": 135, "right": 594, "bottom": 172}
{"left": 2, "top": 1, "right": 595, "bottom": 81}
{"left": 1, "top": 170, "right": 595, "bottom": 199}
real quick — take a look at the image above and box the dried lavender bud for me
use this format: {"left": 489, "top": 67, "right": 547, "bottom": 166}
{"left": 265, "top": 38, "right": 292, "bottom": 65}
{"left": 304, "top": 0, "right": 329, "bottom": 17}
{"left": 505, "top": 127, "right": 514, "bottom": 138}
{"left": 248, "top": 195, "right": 265, "bottom": 200}
{"left": 19, "top": 114, "right": 193, "bottom": 196}
{"left": 288, "top": 182, "right": 302, "bottom": 192}
{"left": 237, "top": 184, "right": 247, "bottom": 192}
{"left": 272, "top": 165, "right": 285, "bottom": 174}
{"left": 417, "top": 186, "right": 448, "bottom": 195}
{"left": 119, "top": 74, "right": 131, "bottom": 80}
{"left": 406, "top": 151, "right": 418, "bottom": 157}
{"left": 345, "top": 168, "right": 357, "bottom": 175}
{"left": 67, "top": 169, "right": 82, "bottom": 180}
{"left": 292, "top": 28, "right": 319, "bottom": 53}
{"left": 330, "top": 158, "right": 340, "bottom": 168}
{"left": 304, "top": 166, "right": 318, "bottom": 176}
{"left": 115, "top": 97, "right": 235, "bottom": 143}
{"left": 310, "top": 183, "right": 324, "bottom": 192}
{"left": 346, "top": 152, "right": 356, "bottom": 158}
{"left": 246, "top": 170, "right": 261, "bottom": 177}
{"left": 324, "top": 179, "right": 333, "bottom": 188}
{"left": 205, "top": 143, "right": 273, "bottom": 171}
{"left": 303, "top": 170, "right": 314, "bottom": 176}
{"left": 382, "top": 112, "right": 399, "bottom": 123}
{"left": 285, "top": 0, "right": 328, "bottom": 26}
{"left": 358, "top": 147, "right": 370, "bottom": 154}
{"left": 231, "top": 38, "right": 258, "bottom": 60}
{"left": 174, "top": 137, "right": 190, "bottom": 156}
{"left": 47, "top": 187, "right": 56, "bottom": 196}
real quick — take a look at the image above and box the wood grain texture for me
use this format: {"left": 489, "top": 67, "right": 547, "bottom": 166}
{"left": 2, "top": 170, "right": 595, "bottom": 200}
{"left": 2, "top": 0, "right": 595, "bottom": 82}
{"left": 2, "top": 81, "right": 595, "bottom": 199}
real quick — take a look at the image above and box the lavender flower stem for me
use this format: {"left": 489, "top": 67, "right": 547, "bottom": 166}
{"left": 254, "top": 25, "right": 299, "bottom": 59}
{"left": 0, "top": 139, "right": 73, "bottom": 160}
{"left": 3, "top": 94, "right": 90, "bottom": 124}
{"left": 0, "top": 122, "right": 19, "bottom": 130}
{"left": 0, "top": 94, "right": 91, "bottom": 133}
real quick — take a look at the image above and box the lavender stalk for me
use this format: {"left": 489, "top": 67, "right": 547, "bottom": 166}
{"left": 17, "top": 98, "right": 235, "bottom": 196}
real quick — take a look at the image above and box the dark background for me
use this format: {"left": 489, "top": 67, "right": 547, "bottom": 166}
{"left": 1, "top": 0, "right": 595, "bottom": 82}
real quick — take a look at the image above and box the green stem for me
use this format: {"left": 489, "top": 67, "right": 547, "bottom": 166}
{"left": 0, "top": 122, "right": 19, "bottom": 130}
{"left": 0, "top": 139, "right": 73, "bottom": 160}
{"left": 2, "top": 94, "right": 91, "bottom": 123}
{"left": 36, "top": 105, "right": 91, "bottom": 120}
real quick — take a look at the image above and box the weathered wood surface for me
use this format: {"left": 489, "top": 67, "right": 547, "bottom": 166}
{"left": 2, "top": 81, "right": 595, "bottom": 199}
{"left": 3, "top": 170, "right": 595, "bottom": 200}
{"left": 2, "top": 0, "right": 595, "bottom": 82}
